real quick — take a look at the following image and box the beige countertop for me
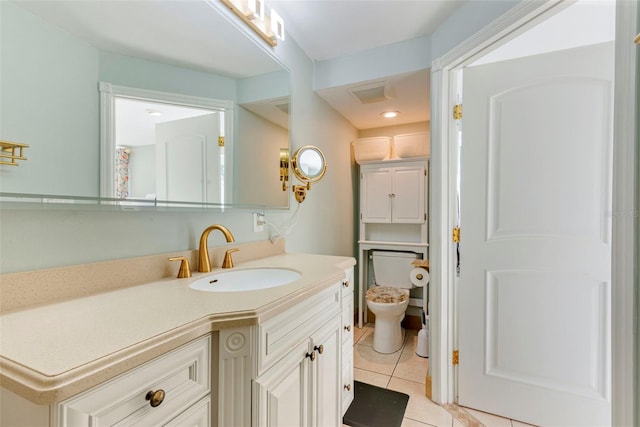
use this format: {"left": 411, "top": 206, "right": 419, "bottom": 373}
{"left": 0, "top": 252, "right": 356, "bottom": 404}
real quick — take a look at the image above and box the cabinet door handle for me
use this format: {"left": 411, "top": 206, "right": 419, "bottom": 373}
{"left": 145, "top": 389, "right": 165, "bottom": 407}
{"left": 314, "top": 345, "right": 324, "bottom": 355}
{"left": 344, "top": 384, "right": 352, "bottom": 391}
{"left": 306, "top": 351, "right": 316, "bottom": 362}
{"left": 344, "top": 325, "right": 351, "bottom": 332}
{"left": 342, "top": 280, "right": 350, "bottom": 288}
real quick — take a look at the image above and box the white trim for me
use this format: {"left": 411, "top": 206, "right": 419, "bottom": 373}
{"left": 611, "top": 1, "right": 638, "bottom": 426}
{"left": 429, "top": 1, "right": 637, "bottom": 424}
{"left": 98, "top": 82, "right": 233, "bottom": 199}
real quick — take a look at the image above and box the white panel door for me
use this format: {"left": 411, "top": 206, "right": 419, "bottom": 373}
{"left": 458, "top": 42, "right": 614, "bottom": 426}
{"left": 156, "top": 113, "right": 221, "bottom": 203}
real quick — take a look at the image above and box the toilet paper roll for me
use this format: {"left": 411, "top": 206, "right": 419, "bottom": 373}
{"left": 410, "top": 267, "right": 430, "bottom": 287}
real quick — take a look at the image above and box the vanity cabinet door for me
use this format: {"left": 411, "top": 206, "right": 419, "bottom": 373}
{"left": 253, "top": 340, "right": 311, "bottom": 427}
{"left": 310, "top": 316, "right": 341, "bottom": 427}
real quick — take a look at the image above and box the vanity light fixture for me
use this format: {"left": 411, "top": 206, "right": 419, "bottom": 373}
{"left": 382, "top": 111, "right": 399, "bottom": 119}
{"left": 280, "top": 148, "right": 289, "bottom": 191}
{"left": 220, "top": 0, "right": 285, "bottom": 47}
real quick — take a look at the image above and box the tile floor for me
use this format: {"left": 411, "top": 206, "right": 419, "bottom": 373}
{"left": 344, "top": 323, "right": 537, "bottom": 427}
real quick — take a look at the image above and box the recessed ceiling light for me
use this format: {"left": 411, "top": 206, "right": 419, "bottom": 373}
{"left": 382, "top": 111, "right": 399, "bottom": 118}
{"left": 146, "top": 109, "right": 162, "bottom": 116}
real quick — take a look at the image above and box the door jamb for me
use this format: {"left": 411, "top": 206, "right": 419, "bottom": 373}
{"left": 428, "top": 2, "right": 638, "bottom": 426}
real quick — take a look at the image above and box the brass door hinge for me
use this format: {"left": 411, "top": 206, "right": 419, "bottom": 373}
{"left": 453, "top": 104, "right": 463, "bottom": 120}
{"left": 452, "top": 350, "right": 459, "bottom": 366}
{"left": 218, "top": 136, "right": 225, "bottom": 147}
{"left": 452, "top": 227, "right": 461, "bottom": 243}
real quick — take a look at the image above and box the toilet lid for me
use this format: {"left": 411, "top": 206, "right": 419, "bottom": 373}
{"left": 366, "top": 286, "right": 409, "bottom": 304}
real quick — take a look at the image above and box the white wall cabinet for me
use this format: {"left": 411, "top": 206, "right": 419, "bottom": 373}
{"left": 357, "top": 159, "right": 429, "bottom": 327}
{"left": 360, "top": 161, "right": 426, "bottom": 224}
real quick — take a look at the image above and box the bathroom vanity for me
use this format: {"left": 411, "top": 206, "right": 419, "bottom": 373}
{"left": 0, "top": 249, "right": 355, "bottom": 426}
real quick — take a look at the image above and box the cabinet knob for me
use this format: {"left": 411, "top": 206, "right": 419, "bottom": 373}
{"left": 342, "top": 280, "right": 350, "bottom": 288}
{"left": 306, "top": 351, "right": 316, "bottom": 362}
{"left": 344, "top": 325, "right": 351, "bottom": 332}
{"left": 145, "top": 389, "right": 165, "bottom": 407}
{"left": 314, "top": 345, "right": 324, "bottom": 354}
{"left": 344, "top": 384, "right": 352, "bottom": 391}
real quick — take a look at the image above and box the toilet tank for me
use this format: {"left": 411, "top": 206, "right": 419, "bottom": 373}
{"left": 371, "top": 251, "right": 419, "bottom": 288}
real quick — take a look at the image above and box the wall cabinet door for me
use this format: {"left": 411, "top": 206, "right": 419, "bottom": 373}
{"left": 361, "top": 168, "right": 393, "bottom": 222}
{"left": 361, "top": 163, "right": 426, "bottom": 224}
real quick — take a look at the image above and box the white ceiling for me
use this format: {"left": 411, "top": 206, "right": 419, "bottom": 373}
{"left": 15, "top": 1, "right": 615, "bottom": 132}
{"left": 270, "top": 0, "right": 464, "bottom": 129}
{"left": 16, "top": 0, "right": 463, "bottom": 131}
{"left": 269, "top": 0, "right": 465, "bottom": 62}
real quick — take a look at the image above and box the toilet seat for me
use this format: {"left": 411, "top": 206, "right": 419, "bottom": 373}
{"left": 366, "top": 286, "right": 409, "bottom": 304}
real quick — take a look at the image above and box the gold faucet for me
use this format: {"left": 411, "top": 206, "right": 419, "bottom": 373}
{"left": 198, "top": 225, "right": 236, "bottom": 272}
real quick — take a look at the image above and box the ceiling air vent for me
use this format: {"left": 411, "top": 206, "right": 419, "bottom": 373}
{"left": 349, "top": 81, "right": 393, "bottom": 104}
{"left": 271, "top": 99, "right": 290, "bottom": 114}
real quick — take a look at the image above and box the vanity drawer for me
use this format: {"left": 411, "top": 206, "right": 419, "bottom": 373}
{"left": 340, "top": 268, "right": 354, "bottom": 298}
{"left": 341, "top": 293, "right": 354, "bottom": 345}
{"left": 341, "top": 344, "right": 354, "bottom": 414}
{"left": 57, "top": 335, "right": 210, "bottom": 427}
{"left": 257, "top": 282, "right": 341, "bottom": 374}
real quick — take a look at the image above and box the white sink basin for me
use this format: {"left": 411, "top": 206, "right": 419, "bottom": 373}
{"left": 188, "top": 268, "right": 301, "bottom": 292}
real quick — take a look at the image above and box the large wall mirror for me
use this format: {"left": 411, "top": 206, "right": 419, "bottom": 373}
{"left": 0, "top": 0, "right": 290, "bottom": 208}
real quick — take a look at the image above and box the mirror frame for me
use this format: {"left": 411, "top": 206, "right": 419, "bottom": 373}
{"left": 291, "top": 145, "right": 327, "bottom": 184}
{"left": 99, "top": 82, "right": 234, "bottom": 201}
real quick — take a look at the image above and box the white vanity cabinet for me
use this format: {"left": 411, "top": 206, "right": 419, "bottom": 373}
{"left": 1, "top": 262, "right": 356, "bottom": 427}
{"left": 250, "top": 268, "right": 354, "bottom": 427}
{"left": 55, "top": 335, "right": 211, "bottom": 427}
{"left": 360, "top": 160, "right": 427, "bottom": 224}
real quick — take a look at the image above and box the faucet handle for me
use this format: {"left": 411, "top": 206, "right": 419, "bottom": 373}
{"left": 168, "top": 256, "right": 192, "bottom": 278}
{"left": 222, "top": 248, "right": 239, "bottom": 269}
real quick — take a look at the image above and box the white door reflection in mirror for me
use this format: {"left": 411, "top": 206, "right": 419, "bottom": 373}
{"left": 155, "top": 113, "right": 225, "bottom": 203}
{"left": 115, "top": 98, "right": 225, "bottom": 204}
{"left": 101, "top": 83, "right": 233, "bottom": 205}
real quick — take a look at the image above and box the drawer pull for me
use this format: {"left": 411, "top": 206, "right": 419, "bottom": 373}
{"left": 145, "top": 389, "right": 166, "bottom": 407}
{"left": 314, "top": 345, "right": 324, "bottom": 355}
{"left": 344, "top": 325, "right": 351, "bottom": 332}
{"left": 306, "top": 351, "right": 316, "bottom": 362}
{"left": 342, "top": 280, "right": 350, "bottom": 288}
{"left": 344, "top": 384, "right": 352, "bottom": 391}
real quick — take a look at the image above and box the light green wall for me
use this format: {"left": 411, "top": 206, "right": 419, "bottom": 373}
{"left": 0, "top": 2, "right": 99, "bottom": 196}
{"left": 0, "top": 0, "right": 522, "bottom": 274}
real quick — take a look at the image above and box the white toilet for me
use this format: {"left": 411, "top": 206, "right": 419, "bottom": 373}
{"left": 366, "top": 251, "right": 419, "bottom": 353}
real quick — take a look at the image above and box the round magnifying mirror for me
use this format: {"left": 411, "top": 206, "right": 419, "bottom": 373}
{"left": 292, "top": 146, "right": 327, "bottom": 183}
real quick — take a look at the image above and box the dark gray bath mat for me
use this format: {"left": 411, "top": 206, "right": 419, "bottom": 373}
{"left": 342, "top": 381, "right": 409, "bottom": 427}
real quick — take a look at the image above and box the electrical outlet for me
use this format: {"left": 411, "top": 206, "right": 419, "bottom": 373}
{"left": 253, "top": 212, "right": 265, "bottom": 232}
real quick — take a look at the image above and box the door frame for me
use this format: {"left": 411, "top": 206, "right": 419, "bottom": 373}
{"left": 428, "top": 1, "right": 638, "bottom": 425}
